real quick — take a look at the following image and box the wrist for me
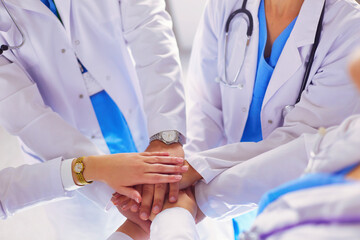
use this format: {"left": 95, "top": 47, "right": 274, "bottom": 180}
{"left": 71, "top": 156, "right": 98, "bottom": 185}
{"left": 82, "top": 156, "right": 98, "bottom": 182}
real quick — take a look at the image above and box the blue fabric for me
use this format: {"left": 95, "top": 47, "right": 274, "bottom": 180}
{"left": 40, "top": 0, "right": 59, "bottom": 18}
{"left": 257, "top": 164, "right": 357, "bottom": 216}
{"left": 90, "top": 91, "right": 138, "bottom": 154}
{"left": 234, "top": 1, "right": 297, "bottom": 238}
{"left": 42, "top": 1, "right": 137, "bottom": 154}
{"left": 241, "top": 0, "right": 297, "bottom": 142}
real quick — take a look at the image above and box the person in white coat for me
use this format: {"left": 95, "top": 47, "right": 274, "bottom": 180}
{"left": 183, "top": 0, "right": 360, "bottom": 237}
{"left": 127, "top": 48, "right": 360, "bottom": 240}
{"left": 0, "top": 152, "right": 187, "bottom": 219}
{"left": 0, "top": 0, "right": 185, "bottom": 239}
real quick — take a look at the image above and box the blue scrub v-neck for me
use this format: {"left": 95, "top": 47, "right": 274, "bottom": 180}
{"left": 233, "top": 1, "right": 298, "bottom": 238}
{"left": 241, "top": 0, "right": 297, "bottom": 143}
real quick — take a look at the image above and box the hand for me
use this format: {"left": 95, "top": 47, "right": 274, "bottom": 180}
{"left": 349, "top": 48, "right": 360, "bottom": 90}
{"left": 140, "top": 141, "right": 185, "bottom": 221}
{"left": 116, "top": 220, "right": 149, "bottom": 240}
{"left": 114, "top": 197, "right": 151, "bottom": 234}
{"left": 149, "top": 187, "right": 198, "bottom": 221}
{"left": 77, "top": 152, "right": 188, "bottom": 203}
{"left": 179, "top": 160, "right": 202, "bottom": 189}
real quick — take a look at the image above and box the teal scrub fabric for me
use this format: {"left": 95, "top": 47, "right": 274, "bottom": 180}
{"left": 234, "top": 0, "right": 297, "bottom": 238}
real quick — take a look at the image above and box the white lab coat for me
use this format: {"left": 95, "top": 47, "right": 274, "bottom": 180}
{"left": 0, "top": 0, "right": 185, "bottom": 239}
{"left": 185, "top": 0, "right": 360, "bottom": 219}
{"left": 185, "top": 0, "right": 360, "bottom": 237}
{"left": 142, "top": 115, "right": 360, "bottom": 240}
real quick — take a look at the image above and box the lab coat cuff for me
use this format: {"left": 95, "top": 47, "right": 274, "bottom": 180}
{"left": 151, "top": 207, "right": 198, "bottom": 239}
{"left": 187, "top": 156, "right": 215, "bottom": 184}
{"left": 107, "top": 232, "right": 133, "bottom": 240}
{"left": 61, "top": 158, "right": 82, "bottom": 191}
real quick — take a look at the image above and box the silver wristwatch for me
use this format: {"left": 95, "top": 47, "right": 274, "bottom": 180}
{"left": 150, "top": 130, "right": 185, "bottom": 145}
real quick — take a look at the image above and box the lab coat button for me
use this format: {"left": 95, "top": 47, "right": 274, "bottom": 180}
{"left": 79, "top": 94, "right": 84, "bottom": 99}
{"left": 61, "top": 49, "right": 66, "bottom": 53}
{"left": 242, "top": 107, "right": 247, "bottom": 112}
{"left": 91, "top": 135, "right": 96, "bottom": 139}
{"left": 238, "top": 84, "right": 244, "bottom": 89}
{"left": 268, "top": 120, "right": 273, "bottom": 124}
{"left": 74, "top": 40, "right": 80, "bottom": 45}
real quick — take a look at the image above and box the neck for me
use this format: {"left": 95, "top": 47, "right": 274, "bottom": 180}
{"left": 265, "top": 0, "right": 304, "bottom": 17}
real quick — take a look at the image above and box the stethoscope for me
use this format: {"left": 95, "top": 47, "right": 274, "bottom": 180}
{"left": 0, "top": 0, "right": 25, "bottom": 55}
{"left": 217, "top": 0, "right": 326, "bottom": 118}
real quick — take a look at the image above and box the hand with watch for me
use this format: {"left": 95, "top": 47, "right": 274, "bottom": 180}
{"left": 70, "top": 151, "right": 188, "bottom": 203}
{"left": 115, "top": 130, "right": 186, "bottom": 221}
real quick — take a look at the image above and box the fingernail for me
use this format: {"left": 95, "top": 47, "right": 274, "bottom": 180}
{"left": 181, "top": 165, "right": 189, "bottom": 171}
{"left": 152, "top": 205, "right": 160, "bottom": 214}
{"left": 177, "top": 157, "right": 184, "bottom": 163}
{"left": 169, "top": 196, "right": 176, "bottom": 202}
{"left": 174, "top": 175, "right": 182, "bottom": 180}
{"left": 131, "top": 205, "right": 138, "bottom": 212}
{"left": 140, "top": 212, "right": 148, "bottom": 220}
{"left": 135, "top": 198, "right": 141, "bottom": 204}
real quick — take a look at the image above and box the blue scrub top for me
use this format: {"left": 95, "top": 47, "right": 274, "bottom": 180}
{"left": 233, "top": 1, "right": 298, "bottom": 238}
{"left": 241, "top": 0, "right": 297, "bottom": 142}
{"left": 41, "top": 0, "right": 137, "bottom": 153}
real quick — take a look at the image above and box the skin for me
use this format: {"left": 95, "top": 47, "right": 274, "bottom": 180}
{"left": 119, "top": 141, "right": 185, "bottom": 221}
{"left": 346, "top": 50, "right": 360, "bottom": 180}
{"left": 264, "top": 0, "right": 304, "bottom": 58}
{"left": 71, "top": 152, "right": 188, "bottom": 203}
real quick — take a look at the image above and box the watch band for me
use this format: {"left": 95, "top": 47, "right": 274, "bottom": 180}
{"left": 73, "top": 157, "right": 93, "bottom": 186}
{"left": 150, "top": 130, "right": 185, "bottom": 145}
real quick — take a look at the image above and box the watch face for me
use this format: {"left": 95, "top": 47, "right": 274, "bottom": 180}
{"left": 161, "top": 131, "right": 177, "bottom": 142}
{"left": 74, "top": 162, "right": 84, "bottom": 174}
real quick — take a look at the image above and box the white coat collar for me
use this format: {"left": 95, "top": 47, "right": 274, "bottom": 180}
{"left": 3, "top": 0, "right": 72, "bottom": 33}
{"left": 262, "top": 0, "right": 326, "bottom": 107}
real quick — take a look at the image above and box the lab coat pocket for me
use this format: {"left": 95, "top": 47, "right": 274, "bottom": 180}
{"left": 223, "top": 17, "right": 249, "bottom": 83}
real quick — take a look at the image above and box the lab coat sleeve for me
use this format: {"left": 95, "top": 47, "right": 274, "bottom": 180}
{"left": 0, "top": 56, "right": 113, "bottom": 210}
{"left": 187, "top": 4, "right": 360, "bottom": 182}
{"left": 150, "top": 208, "right": 200, "bottom": 240}
{"left": 184, "top": 0, "right": 225, "bottom": 156}
{"left": 194, "top": 136, "right": 309, "bottom": 220}
{"left": 0, "top": 158, "right": 69, "bottom": 219}
{"left": 120, "top": 0, "right": 186, "bottom": 137}
{"left": 107, "top": 232, "right": 134, "bottom": 240}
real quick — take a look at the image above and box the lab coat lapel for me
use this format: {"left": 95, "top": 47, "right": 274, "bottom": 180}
{"left": 4, "top": 0, "right": 59, "bottom": 20}
{"left": 54, "top": 0, "right": 72, "bottom": 35}
{"left": 262, "top": 0, "right": 325, "bottom": 107}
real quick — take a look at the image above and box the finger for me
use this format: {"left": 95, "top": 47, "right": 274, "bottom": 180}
{"left": 139, "top": 184, "right": 154, "bottom": 220}
{"left": 145, "top": 156, "right": 184, "bottom": 165}
{"left": 168, "top": 181, "right": 180, "bottom": 203}
{"left": 152, "top": 183, "right": 167, "bottom": 214}
{"left": 130, "top": 185, "right": 143, "bottom": 213}
{"left": 141, "top": 152, "right": 170, "bottom": 157}
{"left": 147, "top": 164, "right": 188, "bottom": 174}
{"left": 115, "top": 186, "right": 142, "bottom": 204}
{"left": 145, "top": 174, "right": 182, "bottom": 184}
{"left": 111, "top": 195, "right": 130, "bottom": 206}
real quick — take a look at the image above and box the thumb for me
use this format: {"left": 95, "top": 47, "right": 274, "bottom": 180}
{"left": 115, "top": 186, "right": 142, "bottom": 204}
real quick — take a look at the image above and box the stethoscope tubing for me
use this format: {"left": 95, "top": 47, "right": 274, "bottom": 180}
{"left": 0, "top": 0, "right": 25, "bottom": 52}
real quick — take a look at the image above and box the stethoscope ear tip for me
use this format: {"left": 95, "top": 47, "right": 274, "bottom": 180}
{"left": 1, "top": 45, "right": 9, "bottom": 51}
